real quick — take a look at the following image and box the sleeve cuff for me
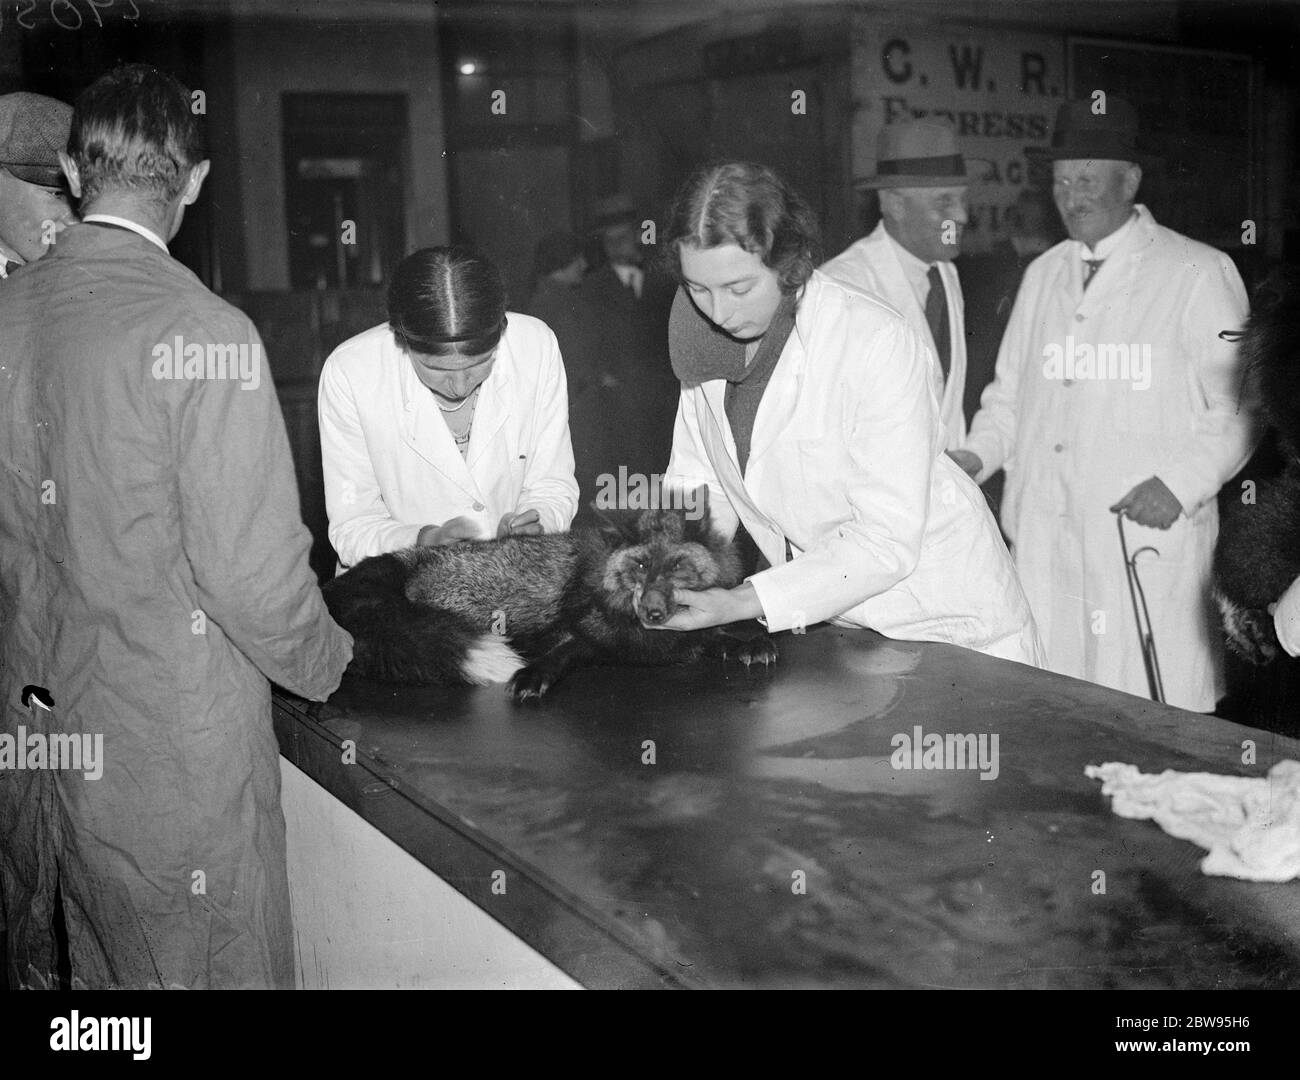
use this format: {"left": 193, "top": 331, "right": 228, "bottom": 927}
{"left": 1157, "top": 463, "right": 1213, "bottom": 519}
{"left": 959, "top": 435, "right": 1001, "bottom": 484}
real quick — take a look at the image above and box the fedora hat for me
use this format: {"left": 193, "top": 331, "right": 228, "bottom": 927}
{"left": 1026, "top": 97, "right": 1146, "bottom": 163}
{"left": 857, "top": 119, "right": 970, "bottom": 189}
{"left": 0, "top": 92, "right": 72, "bottom": 186}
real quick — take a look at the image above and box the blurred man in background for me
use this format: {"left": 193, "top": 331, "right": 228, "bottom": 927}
{"left": 573, "top": 194, "right": 679, "bottom": 506}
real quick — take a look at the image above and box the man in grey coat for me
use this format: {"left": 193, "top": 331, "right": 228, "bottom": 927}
{"left": 0, "top": 65, "right": 352, "bottom": 989}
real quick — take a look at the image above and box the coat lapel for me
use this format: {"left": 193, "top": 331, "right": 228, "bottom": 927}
{"left": 866, "top": 224, "right": 935, "bottom": 357}
{"left": 465, "top": 353, "right": 509, "bottom": 471}
{"left": 399, "top": 357, "right": 479, "bottom": 497}
{"left": 745, "top": 299, "right": 807, "bottom": 467}
{"left": 697, "top": 380, "right": 772, "bottom": 530}
{"left": 1083, "top": 208, "right": 1155, "bottom": 311}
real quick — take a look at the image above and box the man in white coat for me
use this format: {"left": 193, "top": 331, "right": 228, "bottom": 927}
{"left": 950, "top": 99, "right": 1257, "bottom": 711}
{"left": 822, "top": 120, "right": 970, "bottom": 449}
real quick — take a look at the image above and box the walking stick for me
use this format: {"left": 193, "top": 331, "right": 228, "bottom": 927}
{"left": 1116, "top": 510, "right": 1165, "bottom": 704}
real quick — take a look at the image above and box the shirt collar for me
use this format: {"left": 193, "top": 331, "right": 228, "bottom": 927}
{"left": 1075, "top": 207, "right": 1138, "bottom": 262}
{"left": 612, "top": 262, "right": 644, "bottom": 298}
{"left": 82, "top": 214, "right": 169, "bottom": 254}
{"left": 883, "top": 226, "right": 938, "bottom": 306}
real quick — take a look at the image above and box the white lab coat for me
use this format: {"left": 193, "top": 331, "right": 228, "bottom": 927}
{"left": 319, "top": 313, "right": 579, "bottom": 569}
{"left": 822, "top": 221, "right": 968, "bottom": 448}
{"left": 665, "top": 269, "right": 1043, "bottom": 664}
{"left": 962, "top": 205, "right": 1256, "bottom": 710}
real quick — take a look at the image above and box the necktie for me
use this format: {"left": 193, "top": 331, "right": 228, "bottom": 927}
{"left": 1083, "top": 258, "right": 1104, "bottom": 290}
{"left": 924, "top": 265, "right": 950, "bottom": 382}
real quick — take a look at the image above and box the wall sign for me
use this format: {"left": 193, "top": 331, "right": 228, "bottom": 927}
{"left": 852, "top": 22, "right": 1066, "bottom": 252}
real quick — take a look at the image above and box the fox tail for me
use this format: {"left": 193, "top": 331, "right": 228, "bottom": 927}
{"left": 322, "top": 553, "right": 524, "bottom": 686}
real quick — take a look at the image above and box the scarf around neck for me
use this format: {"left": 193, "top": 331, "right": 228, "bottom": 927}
{"left": 667, "top": 286, "right": 799, "bottom": 387}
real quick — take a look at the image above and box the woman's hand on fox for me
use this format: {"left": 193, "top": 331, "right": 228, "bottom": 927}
{"left": 497, "top": 508, "right": 543, "bottom": 538}
{"left": 417, "top": 517, "right": 481, "bottom": 546}
{"left": 649, "top": 582, "right": 764, "bottom": 631}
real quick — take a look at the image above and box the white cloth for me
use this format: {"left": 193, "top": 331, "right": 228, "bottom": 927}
{"left": 318, "top": 313, "right": 579, "bottom": 569}
{"left": 1086, "top": 760, "right": 1300, "bottom": 883}
{"left": 665, "top": 269, "right": 1043, "bottom": 664}
{"left": 821, "top": 221, "right": 968, "bottom": 449}
{"left": 1273, "top": 573, "right": 1300, "bottom": 658}
{"left": 962, "top": 205, "right": 1256, "bottom": 711}
{"left": 82, "top": 213, "right": 169, "bottom": 253}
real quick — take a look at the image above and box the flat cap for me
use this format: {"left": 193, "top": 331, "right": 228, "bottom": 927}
{"left": 0, "top": 92, "right": 73, "bottom": 186}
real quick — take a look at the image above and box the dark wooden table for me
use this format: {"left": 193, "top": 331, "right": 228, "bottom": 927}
{"left": 272, "top": 625, "right": 1300, "bottom": 989}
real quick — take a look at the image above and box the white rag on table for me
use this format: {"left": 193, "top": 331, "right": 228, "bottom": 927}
{"left": 1084, "top": 759, "right": 1300, "bottom": 882}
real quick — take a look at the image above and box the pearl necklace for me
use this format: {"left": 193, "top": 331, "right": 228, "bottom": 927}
{"left": 434, "top": 386, "right": 479, "bottom": 413}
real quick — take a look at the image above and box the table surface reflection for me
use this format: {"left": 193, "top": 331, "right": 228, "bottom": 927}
{"left": 273, "top": 625, "right": 1300, "bottom": 989}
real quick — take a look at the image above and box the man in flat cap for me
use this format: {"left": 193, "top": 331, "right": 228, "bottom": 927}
{"left": 951, "top": 98, "right": 1258, "bottom": 712}
{"left": 823, "top": 119, "right": 971, "bottom": 449}
{"left": 0, "top": 92, "right": 76, "bottom": 277}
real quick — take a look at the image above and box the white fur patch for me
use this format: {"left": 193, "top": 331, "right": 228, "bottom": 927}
{"left": 460, "top": 635, "right": 526, "bottom": 685}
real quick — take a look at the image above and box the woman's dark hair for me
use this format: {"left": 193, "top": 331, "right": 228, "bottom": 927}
{"left": 661, "top": 162, "right": 822, "bottom": 294}
{"left": 388, "top": 246, "right": 508, "bottom": 358}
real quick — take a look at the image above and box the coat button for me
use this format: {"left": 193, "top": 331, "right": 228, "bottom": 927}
{"left": 1054, "top": 443, "right": 1065, "bottom": 452}
{"left": 1075, "top": 313, "right": 1085, "bottom": 322}
{"left": 1062, "top": 378, "right": 1074, "bottom": 386}
{"left": 473, "top": 502, "right": 484, "bottom": 511}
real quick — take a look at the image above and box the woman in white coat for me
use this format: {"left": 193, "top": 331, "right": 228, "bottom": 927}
{"left": 653, "top": 162, "right": 1043, "bottom": 664}
{"left": 319, "top": 246, "right": 579, "bottom": 570}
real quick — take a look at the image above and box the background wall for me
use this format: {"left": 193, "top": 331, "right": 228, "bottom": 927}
{"left": 227, "top": 16, "right": 448, "bottom": 292}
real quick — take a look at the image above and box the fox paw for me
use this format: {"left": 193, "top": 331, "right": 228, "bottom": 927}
{"left": 706, "top": 632, "right": 779, "bottom": 668}
{"left": 736, "top": 634, "right": 779, "bottom": 668}
{"left": 507, "top": 666, "right": 555, "bottom": 702}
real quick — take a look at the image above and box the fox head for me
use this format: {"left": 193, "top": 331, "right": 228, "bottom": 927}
{"left": 592, "top": 491, "right": 742, "bottom": 626}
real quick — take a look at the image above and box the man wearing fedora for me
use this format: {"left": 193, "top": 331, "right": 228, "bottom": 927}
{"left": 951, "top": 97, "right": 1257, "bottom": 712}
{"left": 822, "top": 119, "right": 971, "bottom": 449}
{"left": 571, "top": 193, "right": 679, "bottom": 505}
{"left": 0, "top": 92, "right": 76, "bottom": 278}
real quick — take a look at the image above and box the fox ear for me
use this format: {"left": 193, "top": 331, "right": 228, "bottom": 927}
{"left": 590, "top": 504, "right": 633, "bottom": 544}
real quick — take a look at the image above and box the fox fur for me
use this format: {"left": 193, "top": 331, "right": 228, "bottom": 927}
{"left": 1213, "top": 270, "right": 1300, "bottom": 664}
{"left": 321, "top": 500, "right": 778, "bottom": 701}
